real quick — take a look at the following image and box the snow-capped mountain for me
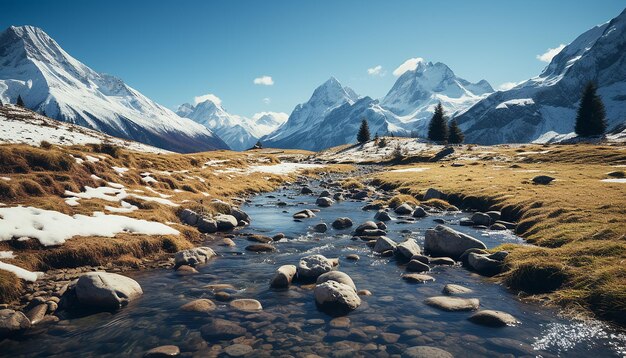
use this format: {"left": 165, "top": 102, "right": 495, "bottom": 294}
{"left": 262, "top": 77, "right": 360, "bottom": 149}
{"left": 176, "top": 98, "right": 287, "bottom": 151}
{"left": 0, "top": 25, "right": 228, "bottom": 153}
{"left": 262, "top": 66, "right": 492, "bottom": 151}
{"left": 456, "top": 8, "right": 626, "bottom": 144}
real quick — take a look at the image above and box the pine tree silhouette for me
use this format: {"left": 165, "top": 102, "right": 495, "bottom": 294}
{"left": 447, "top": 118, "right": 464, "bottom": 144}
{"left": 575, "top": 81, "right": 607, "bottom": 137}
{"left": 428, "top": 102, "right": 448, "bottom": 142}
{"left": 16, "top": 95, "right": 25, "bottom": 107}
{"left": 357, "top": 118, "right": 371, "bottom": 143}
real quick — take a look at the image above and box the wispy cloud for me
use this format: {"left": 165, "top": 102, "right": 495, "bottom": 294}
{"left": 193, "top": 93, "right": 222, "bottom": 105}
{"left": 367, "top": 65, "right": 385, "bottom": 77}
{"left": 393, "top": 57, "right": 424, "bottom": 76}
{"left": 253, "top": 75, "right": 274, "bottom": 86}
{"left": 498, "top": 82, "right": 520, "bottom": 91}
{"left": 536, "top": 44, "right": 565, "bottom": 63}
{"left": 262, "top": 97, "right": 271, "bottom": 104}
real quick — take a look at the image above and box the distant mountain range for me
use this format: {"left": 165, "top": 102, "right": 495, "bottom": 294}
{"left": 0, "top": 25, "right": 228, "bottom": 153}
{"left": 2, "top": 7, "right": 626, "bottom": 152}
{"left": 176, "top": 100, "right": 286, "bottom": 151}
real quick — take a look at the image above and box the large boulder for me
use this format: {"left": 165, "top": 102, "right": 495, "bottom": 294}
{"left": 373, "top": 236, "right": 397, "bottom": 254}
{"left": 314, "top": 281, "right": 361, "bottom": 316}
{"left": 230, "top": 207, "right": 251, "bottom": 225}
{"left": 0, "top": 309, "right": 30, "bottom": 338}
{"left": 394, "top": 203, "right": 414, "bottom": 215}
{"left": 424, "top": 225, "right": 487, "bottom": 259}
{"left": 196, "top": 217, "right": 217, "bottom": 233}
{"left": 297, "top": 255, "right": 333, "bottom": 281}
{"left": 75, "top": 272, "right": 143, "bottom": 310}
{"left": 395, "top": 239, "right": 421, "bottom": 260}
{"left": 316, "top": 271, "right": 357, "bottom": 292}
{"left": 179, "top": 209, "right": 199, "bottom": 226}
{"left": 174, "top": 247, "right": 216, "bottom": 267}
{"left": 215, "top": 214, "right": 238, "bottom": 231}
{"left": 467, "top": 253, "right": 503, "bottom": 276}
{"left": 470, "top": 212, "right": 492, "bottom": 226}
{"left": 423, "top": 188, "right": 444, "bottom": 201}
{"left": 270, "top": 265, "right": 297, "bottom": 288}
{"left": 332, "top": 217, "right": 353, "bottom": 229}
{"left": 316, "top": 197, "right": 334, "bottom": 207}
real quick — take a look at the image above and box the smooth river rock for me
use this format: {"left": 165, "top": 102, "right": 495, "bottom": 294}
{"left": 0, "top": 309, "right": 31, "bottom": 338}
{"left": 373, "top": 236, "right": 397, "bottom": 254}
{"left": 174, "top": 247, "right": 216, "bottom": 268}
{"left": 144, "top": 345, "right": 180, "bottom": 357}
{"left": 75, "top": 272, "right": 143, "bottom": 310}
{"left": 424, "top": 296, "right": 480, "bottom": 312}
{"left": 230, "top": 299, "right": 263, "bottom": 311}
{"left": 314, "top": 281, "right": 361, "bottom": 316}
{"left": 316, "top": 271, "right": 357, "bottom": 292}
{"left": 270, "top": 264, "right": 297, "bottom": 288}
{"left": 395, "top": 238, "right": 421, "bottom": 260}
{"left": 424, "top": 225, "right": 487, "bottom": 259}
{"left": 180, "top": 299, "right": 216, "bottom": 313}
{"left": 297, "top": 254, "right": 334, "bottom": 280}
{"left": 468, "top": 310, "right": 519, "bottom": 327}
{"left": 404, "top": 346, "right": 453, "bottom": 358}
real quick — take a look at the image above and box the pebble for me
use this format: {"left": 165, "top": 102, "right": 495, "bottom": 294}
{"left": 224, "top": 344, "right": 253, "bottom": 357}
{"left": 144, "top": 345, "right": 180, "bottom": 357}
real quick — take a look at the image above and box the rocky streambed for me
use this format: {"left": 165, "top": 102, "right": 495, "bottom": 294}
{"left": 1, "top": 170, "right": 625, "bottom": 357}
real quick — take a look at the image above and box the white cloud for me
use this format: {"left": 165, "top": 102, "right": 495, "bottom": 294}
{"left": 393, "top": 57, "right": 425, "bottom": 76}
{"left": 193, "top": 93, "right": 222, "bottom": 105}
{"left": 367, "top": 65, "right": 385, "bottom": 76}
{"left": 536, "top": 44, "right": 566, "bottom": 63}
{"left": 262, "top": 97, "right": 271, "bottom": 104}
{"left": 253, "top": 76, "right": 274, "bottom": 86}
{"left": 252, "top": 111, "right": 289, "bottom": 122}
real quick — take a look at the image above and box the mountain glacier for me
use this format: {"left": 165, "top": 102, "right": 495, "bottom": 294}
{"left": 176, "top": 99, "right": 287, "bottom": 151}
{"left": 262, "top": 64, "right": 492, "bottom": 151}
{"left": 0, "top": 25, "right": 228, "bottom": 153}
{"left": 456, "top": 8, "right": 626, "bottom": 144}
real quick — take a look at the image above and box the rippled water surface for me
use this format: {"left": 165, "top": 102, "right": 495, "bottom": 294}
{"left": 1, "top": 179, "right": 625, "bottom": 357}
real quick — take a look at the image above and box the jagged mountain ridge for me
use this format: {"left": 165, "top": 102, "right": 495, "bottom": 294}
{"left": 456, "top": 8, "right": 626, "bottom": 144}
{"left": 0, "top": 25, "right": 228, "bottom": 153}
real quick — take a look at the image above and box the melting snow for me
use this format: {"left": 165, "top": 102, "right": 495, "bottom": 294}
{"left": 0, "top": 206, "right": 179, "bottom": 246}
{"left": 1, "top": 177, "right": 10, "bottom": 181}
{"left": 601, "top": 178, "right": 626, "bottom": 183}
{"left": 112, "top": 166, "right": 129, "bottom": 175}
{"left": 389, "top": 167, "right": 430, "bottom": 173}
{"left": 0, "top": 261, "right": 42, "bottom": 282}
{"left": 85, "top": 155, "right": 100, "bottom": 162}
{"left": 247, "top": 163, "right": 324, "bottom": 175}
{"left": 105, "top": 201, "right": 139, "bottom": 213}
{"left": 496, "top": 98, "right": 535, "bottom": 109}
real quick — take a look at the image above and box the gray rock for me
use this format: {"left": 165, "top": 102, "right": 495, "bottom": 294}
{"left": 293, "top": 209, "right": 316, "bottom": 219}
{"left": 532, "top": 175, "right": 555, "bottom": 185}
{"left": 359, "top": 229, "right": 386, "bottom": 237}
{"left": 354, "top": 221, "right": 378, "bottom": 235}
{"left": 215, "top": 214, "right": 238, "bottom": 230}
{"left": 316, "top": 271, "right": 357, "bottom": 292}
{"left": 332, "top": 217, "right": 353, "bottom": 229}
{"left": 489, "top": 223, "right": 507, "bottom": 231}
{"left": 407, "top": 260, "right": 430, "bottom": 272}
{"left": 316, "top": 197, "right": 335, "bottom": 207}
{"left": 346, "top": 254, "right": 360, "bottom": 261}
{"left": 352, "top": 190, "right": 369, "bottom": 200}
{"left": 404, "top": 346, "right": 453, "bottom": 358}
{"left": 411, "top": 254, "right": 430, "bottom": 264}
{"left": 313, "top": 223, "right": 328, "bottom": 233}
{"left": 429, "top": 257, "right": 456, "bottom": 266}
{"left": 224, "top": 344, "right": 253, "bottom": 357}
{"left": 144, "top": 345, "right": 180, "bottom": 357}
{"left": 459, "top": 218, "right": 474, "bottom": 226}
{"left": 424, "top": 296, "right": 480, "bottom": 311}
{"left": 319, "top": 190, "right": 332, "bottom": 198}
{"left": 230, "top": 207, "right": 250, "bottom": 225}
{"left": 200, "top": 318, "right": 246, "bottom": 340}
{"left": 180, "top": 299, "right": 216, "bottom": 313}
{"left": 394, "top": 203, "right": 414, "bottom": 215}
{"left": 230, "top": 299, "right": 262, "bottom": 311}
{"left": 402, "top": 274, "right": 435, "bottom": 283}
{"left": 174, "top": 247, "right": 216, "bottom": 267}
{"left": 373, "top": 236, "right": 397, "bottom": 253}
{"left": 488, "top": 251, "right": 509, "bottom": 261}
{"left": 470, "top": 212, "right": 492, "bottom": 226}
{"left": 179, "top": 209, "right": 199, "bottom": 226}
{"left": 0, "top": 309, "right": 30, "bottom": 337}
{"left": 301, "top": 186, "right": 313, "bottom": 194}
{"left": 423, "top": 188, "right": 445, "bottom": 201}
{"left": 374, "top": 210, "right": 392, "bottom": 221}
{"left": 314, "top": 281, "right": 361, "bottom": 315}
{"left": 442, "top": 284, "right": 473, "bottom": 295}
{"left": 424, "top": 225, "right": 487, "bottom": 259}
{"left": 495, "top": 220, "right": 516, "bottom": 229}
{"left": 459, "top": 248, "right": 490, "bottom": 266}
{"left": 469, "top": 310, "right": 519, "bottom": 327}
{"left": 362, "top": 203, "right": 384, "bottom": 211}
{"left": 270, "top": 265, "right": 297, "bottom": 288}
{"left": 396, "top": 239, "right": 421, "bottom": 260}
{"left": 412, "top": 206, "right": 427, "bottom": 218}
{"left": 485, "top": 211, "right": 501, "bottom": 221}
{"left": 75, "top": 272, "right": 143, "bottom": 309}
{"left": 25, "top": 303, "right": 47, "bottom": 325}
{"left": 245, "top": 244, "right": 275, "bottom": 252}
{"left": 297, "top": 255, "right": 333, "bottom": 280}
{"left": 196, "top": 217, "right": 217, "bottom": 233}
{"left": 467, "top": 253, "right": 502, "bottom": 276}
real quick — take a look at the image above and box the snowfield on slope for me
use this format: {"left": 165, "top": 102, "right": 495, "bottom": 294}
{"left": 0, "top": 105, "right": 170, "bottom": 153}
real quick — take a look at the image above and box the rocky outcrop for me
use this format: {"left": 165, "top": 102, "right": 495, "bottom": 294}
{"left": 174, "top": 247, "right": 216, "bottom": 268}
{"left": 270, "top": 265, "right": 297, "bottom": 288}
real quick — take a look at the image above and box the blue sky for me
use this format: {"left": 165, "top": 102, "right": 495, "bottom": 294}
{"left": 1, "top": 0, "right": 624, "bottom": 117}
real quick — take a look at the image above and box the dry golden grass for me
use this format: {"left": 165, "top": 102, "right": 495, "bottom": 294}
{"left": 369, "top": 143, "right": 626, "bottom": 325}
{"left": 0, "top": 143, "right": 352, "bottom": 303}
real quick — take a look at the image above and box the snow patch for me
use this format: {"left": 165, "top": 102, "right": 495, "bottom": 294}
{"left": 0, "top": 261, "right": 42, "bottom": 282}
{"left": 496, "top": 98, "right": 535, "bottom": 109}
{"left": 389, "top": 167, "right": 430, "bottom": 173}
{"left": 601, "top": 178, "right": 626, "bottom": 183}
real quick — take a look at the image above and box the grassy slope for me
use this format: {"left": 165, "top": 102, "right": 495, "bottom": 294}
{"left": 366, "top": 143, "right": 626, "bottom": 325}
{"left": 0, "top": 143, "right": 351, "bottom": 303}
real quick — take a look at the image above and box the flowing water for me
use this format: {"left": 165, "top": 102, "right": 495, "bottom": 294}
{"left": 1, "top": 177, "right": 625, "bottom": 357}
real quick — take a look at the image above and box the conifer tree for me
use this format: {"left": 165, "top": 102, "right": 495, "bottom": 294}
{"left": 428, "top": 102, "right": 448, "bottom": 142}
{"left": 447, "top": 118, "right": 464, "bottom": 144}
{"left": 574, "top": 81, "right": 607, "bottom": 137}
{"left": 16, "top": 95, "right": 24, "bottom": 107}
{"left": 357, "top": 118, "right": 371, "bottom": 143}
